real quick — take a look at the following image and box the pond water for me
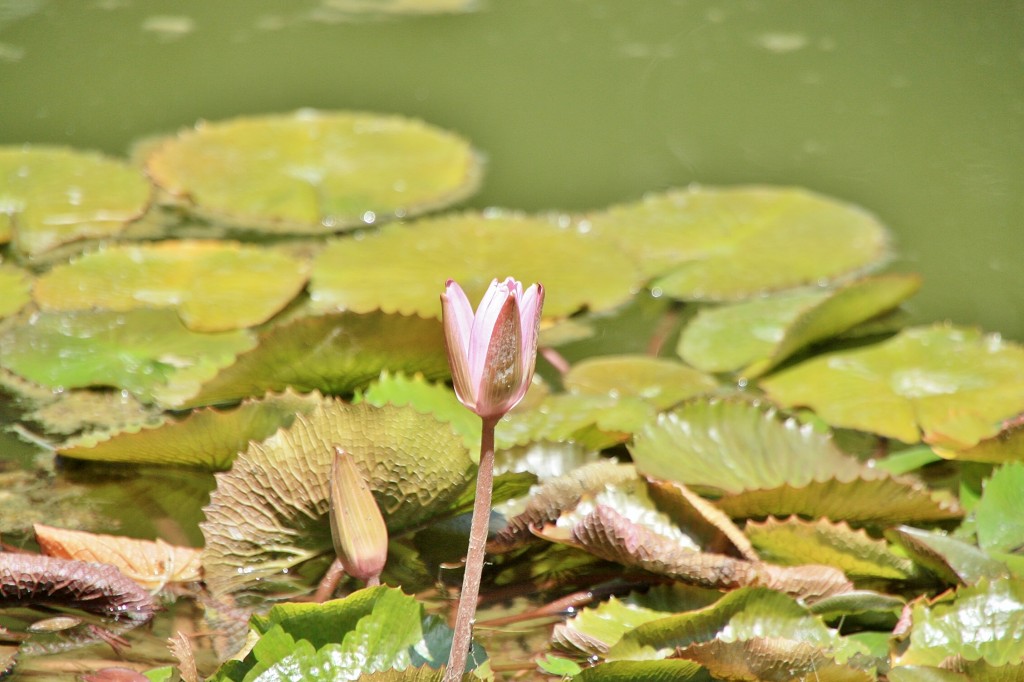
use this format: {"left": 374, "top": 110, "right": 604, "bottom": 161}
{"left": 1, "top": 0, "right": 1022, "bottom": 339}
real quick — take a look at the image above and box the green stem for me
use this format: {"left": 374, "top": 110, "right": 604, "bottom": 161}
{"left": 444, "top": 416, "right": 497, "bottom": 682}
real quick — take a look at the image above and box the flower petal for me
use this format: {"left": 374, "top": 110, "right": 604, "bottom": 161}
{"left": 477, "top": 293, "right": 523, "bottom": 418}
{"left": 518, "top": 283, "right": 545, "bottom": 387}
{"left": 441, "top": 280, "right": 477, "bottom": 408}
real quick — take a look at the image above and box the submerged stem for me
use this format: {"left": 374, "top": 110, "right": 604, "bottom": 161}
{"left": 444, "top": 416, "right": 497, "bottom": 682}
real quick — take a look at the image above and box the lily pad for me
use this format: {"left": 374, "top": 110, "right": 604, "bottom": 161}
{"left": 0, "top": 263, "right": 31, "bottom": 319}
{"left": 745, "top": 516, "right": 918, "bottom": 580}
{"left": 976, "top": 463, "right": 1024, "bottom": 556}
{"left": 184, "top": 311, "right": 449, "bottom": 408}
{"left": 308, "top": 210, "right": 640, "bottom": 318}
{"left": 33, "top": 241, "right": 310, "bottom": 332}
{"left": 57, "top": 389, "right": 323, "bottom": 470}
{"left": 897, "top": 578, "right": 1024, "bottom": 667}
{"left": 562, "top": 354, "right": 719, "bottom": 410}
{"left": 497, "top": 392, "right": 655, "bottom": 452}
{"left": 887, "top": 526, "right": 1009, "bottom": 585}
{"left": 200, "top": 401, "right": 473, "bottom": 601}
{"left": 0, "top": 308, "right": 256, "bottom": 407}
{"left": 145, "top": 110, "right": 480, "bottom": 232}
{"left": 935, "top": 417, "right": 1024, "bottom": 463}
{"left": 761, "top": 325, "right": 1024, "bottom": 446}
{"left": 678, "top": 274, "right": 922, "bottom": 377}
{"left": 0, "top": 146, "right": 152, "bottom": 256}
{"left": 585, "top": 186, "right": 891, "bottom": 300}
{"left": 628, "top": 398, "right": 868, "bottom": 495}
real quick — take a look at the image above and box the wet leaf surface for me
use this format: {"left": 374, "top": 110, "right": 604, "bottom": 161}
{"left": 562, "top": 354, "right": 719, "bottom": 410}
{"left": 309, "top": 210, "right": 640, "bottom": 318}
{"left": 586, "top": 185, "right": 891, "bottom": 300}
{"left": 33, "top": 241, "right": 310, "bottom": 332}
{"left": 145, "top": 110, "right": 480, "bottom": 232}
{"left": 0, "top": 146, "right": 152, "bottom": 256}
{"left": 761, "top": 325, "right": 1024, "bottom": 446}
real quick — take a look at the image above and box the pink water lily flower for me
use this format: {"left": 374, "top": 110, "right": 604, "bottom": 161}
{"left": 441, "top": 277, "right": 544, "bottom": 420}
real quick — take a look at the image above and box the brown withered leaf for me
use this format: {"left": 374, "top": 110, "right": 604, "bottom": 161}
{"left": 168, "top": 631, "right": 199, "bottom": 682}
{"left": 646, "top": 478, "right": 759, "bottom": 561}
{"left": 35, "top": 524, "right": 201, "bottom": 592}
{"left": 487, "top": 460, "right": 637, "bottom": 553}
{"left": 561, "top": 505, "right": 853, "bottom": 602}
{"left": 0, "top": 552, "right": 155, "bottom": 622}
{"left": 678, "top": 637, "right": 875, "bottom": 682}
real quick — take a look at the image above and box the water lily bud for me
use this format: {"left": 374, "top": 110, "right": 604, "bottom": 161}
{"left": 329, "top": 446, "right": 388, "bottom": 585}
{"left": 440, "top": 277, "right": 545, "bottom": 420}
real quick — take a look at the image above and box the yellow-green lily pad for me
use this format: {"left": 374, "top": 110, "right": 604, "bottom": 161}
{"left": 184, "top": 311, "right": 449, "bottom": 407}
{"left": 0, "top": 146, "right": 152, "bottom": 256}
{"left": 33, "top": 240, "right": 310, "bottom": 332}
{"left": 761, "top": 325, "right": 1024, "bottom": 447}
{"left": 586, "top": 186, "right": 891, "bottom": 301}
{"left": 145, "top": 110, "right": 480, "bottom": 233}
{"left": 0, "top": 263, "right": 31, "bottom": 319}
{"left": 563, "top": 354, "right": 719, "bottom": 410}
{"left": 201, "top": 401, "right": 473, "bottom": 601}
{"left": 678, "top": 274, "right": 922, "bottom": 377}
{"left": 57, "top": 389, "right": 323, "bottom": 470}
{"left": 0, "top": 308, "right": 255, "bottom": 406}
{"left": 745, "top": 516, "right": 918, "bottom": 580}
{"left": 308, "top": 211, "right": 640, "bottom": 318}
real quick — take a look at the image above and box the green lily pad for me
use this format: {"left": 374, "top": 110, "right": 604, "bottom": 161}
{"left": 145, "top": 110, "right": 480, "bottom": 232}
{"left": 562, "top": 354, "right": 719, "bottom": 410}
{"left": 628, "top": 398, "right": 868, "bottom": 495}
{"left": 200, "top": 401, "right": 473, "bottom": 601}
{"left": 26, "top": 388, "right": 160, "bottom": 436}
{"left": 745, "top": 516, "right": 918, "bottom": 580}
{"left": 678, "top": 274, "right": 922, "bottom": 377}
{"left": 761, "top": 326, "right": 1024, "bottom": 446}
{"left": 497, "top": 392, "right": 655, "bottom": 451}
{"left": 897, "top": 578, "right": 1024, "bottom": 667}
{"left": 935, "top": 418, "right": 1024, "bottom": 463}
{"left": 575, "top": 660, "right": 710, "bottom": 681}
{"left": 585, "top": 186, "right": 891, "bottom": 300}
{"left": 887, "top": 526, "right": 1009, "bottom": 585}
{"left": 0, "top": 264, "right": 31, "bottom": 319}
{"left": 57, "top": 389, "right": 323, "bottom": 470}
{"left": 976, "top": 463, "right": 1024, "bottom": 556}
{"left": 308, "top": 210, "right": 639, "bottom": 318}
{"left": 33, "top": 241, "right": 310, "bottom": 332}
{"left": 0, "top": 308, "right": 256, "bottom": 406}
{"left": 0, "top": 146, "right": 152, "bottom": 256}
{"left": 184, "top": 311, "right": 449, "bottom": 408}
{"left": 552, "top": 584, "right": 722, "bottom": 656}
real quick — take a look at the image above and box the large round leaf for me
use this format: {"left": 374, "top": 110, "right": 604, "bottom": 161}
{"left": 33, "top": 240, "right": 310, "bottom": 332}
{"left": 678, "top": 274, "right": 921, "bottom": 376}
{"left": 0, "top": 308, "right": 255, "bottom": 406}
{"left": 200, "top": 401, "right": 473, "bottom": 601}
{"left": 761, "top": 326, "right": 1024, "bottom": 446}
{"left": 145, "top": 110, "right": 480, "bottom": 232}
{"left": 308, "top": 211, "right": 640, "bottom": 318}
{"left": 0, "top": 146, "right": 152, "bottom": 256}
{"left": 585, "top": 186, "right": 891, "bottom": 300}
{"left": 563, "top": 354, "right": 719, "bottom": 410}
{"left": 0, "top": 264, "right": 31, "bottom": 319}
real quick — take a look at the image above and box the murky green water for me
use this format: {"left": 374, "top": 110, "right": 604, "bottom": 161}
{"left": 1, "top": 0, "right": 1021, "bottom": 339}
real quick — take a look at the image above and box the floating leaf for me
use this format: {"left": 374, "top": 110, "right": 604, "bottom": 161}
{"left": 761, "top": 325, "right": 1024, "bottom": 446}
{"left": 897, "top": 578, "right": 1024, "bottom": 667}
{"left": 629, "top": 398, "right": 868, "bottom": 495}
{"left": 33, "top": 241, "right": 310, "bottom": 332}
{"left": 562, "top": 355, "right": 719, "bottom": 410}
{"left": 25, "top": 388, "right": 160, "bottom": 436}
{"left": 184, "top": 311, "right": 448, "bottom": 407}
{"left": 678, "top": 274, "right": 921, "bottom": 376}
{"left": 497, "top": 393, "right": 654, "bottom": 451}
{"left": 308, "top": 211, "right": 639, "bottom": 318}
{"left": 552, "top": 584, "right": 723, "bottom": 657}
{"left": 0, "top": 308, "right": 256, "bottom": 407}
{"left": 745, "top": 516, "right": 918, "bottom": 580}
{"left": 201, "top": 401, "right": 472, "bottom": 601}
{"left": 145, "top": 110, "right": 480, "bottom": 232}
{"left": 575, "top": 660, "right": 709, "bottom": 681}
{"left": 645, "top": 478, "right": 759, "bottom": 561}
{"left": 976, "top": 463, "right": 1024, "bottom": 556}
{"left": 0, "top": 146, "right": 151, "bottom": 256}
{"left": 34, "top": 524, "right": 201, "bottom": 592}
{"left": 678, "top": 637, "right": 876, "bottom": 682}
{"left": 585, "top": 186, "right": 891, "bottom": 300}
{"left": 717, "top": 477, "right": 961, "bottom": 526}
{"left": 0, "top": 263, "right": 31, "bottom": 318}
{"left": 937, "top": 417, "right": 1024, "bottom": 463}
{"left": 57, "top": 389, "right": 322, "bottom": 470}
{"left": 888, "top": 526, "right": 1010, "bottom": 585}
{"left": 562, "top": 505, "right": 853, "bottom": 601}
